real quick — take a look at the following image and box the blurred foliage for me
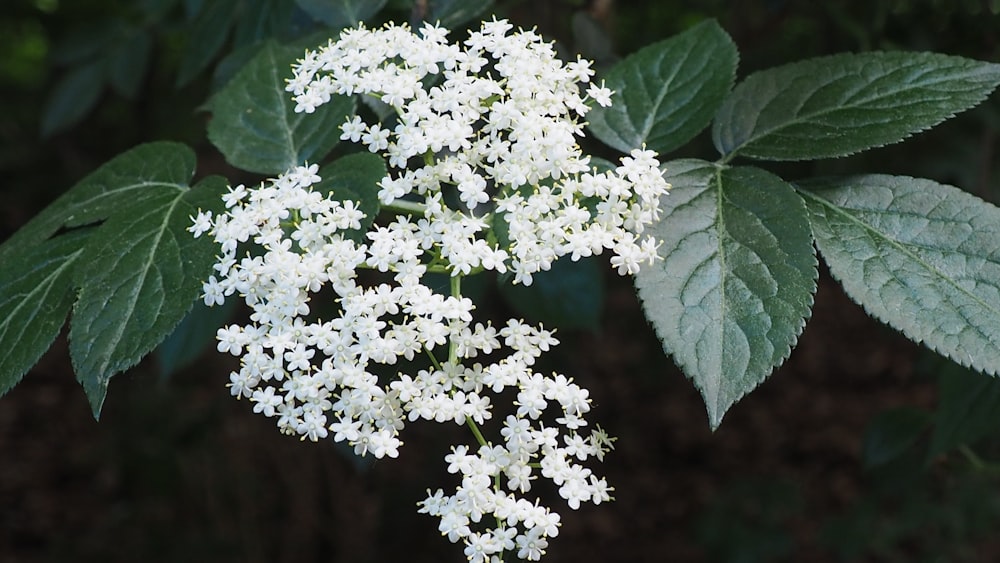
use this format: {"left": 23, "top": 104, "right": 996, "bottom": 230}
{"left": 4, "top": 0, "right": 1000, "bottom": 562}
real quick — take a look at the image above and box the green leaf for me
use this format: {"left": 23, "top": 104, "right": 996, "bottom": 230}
{"left": 233, "top": 0, "right": 296, "bottom": 47}
{"left": 41, "top": 60, "right": 105, "bottom": 136}
{"left": 176, "top": 0, "right": 237, "bottom": 86}
{"left": 425, "top": 0, "right": 494, "bottom": 29}
{"left": 313, "top": 152, "right": 385, "bottom": 241}
{"left": 108, "top": 30, "right": 152, "bottom": 99}
{"left": 0, "top": 230, "right": 91, "bottom": 397}
{"left": 499, "top": 256, "right": 605, "bottom": 330}
{"left": 156, "top": 297, "right": 237, "bottom": 378}
{"left": 69, "top": 167, "right": 229, "bottom": 418}
{"left": 207, "top": 40, "right": 356, "bottom": 175}
{"left": 927, "top": 355, "right": 1000, "bottom": 458}
{"left": 295, "top": 0, "right": 387, "bottom": 28}
{"left": 799, "top": 175, "right": 1000, "bottom": 377}
{"left": 713, "top": 52, "right": 1000, "bottom": 161}
{"left": 0, "top": 142, "right": 197, "bottom": 264}
{"left": 635, "top": 159, "right": 817, "bottom": 429}
{"left": 587, "top": 20, "right": 737, "bottom": 155}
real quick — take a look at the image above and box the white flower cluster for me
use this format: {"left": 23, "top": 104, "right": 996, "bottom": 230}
{"left": 192, "top": 18, "right": 669, "bottom": 563}
{"left": 287, "top": 18, "right": 668, "bottom": 285}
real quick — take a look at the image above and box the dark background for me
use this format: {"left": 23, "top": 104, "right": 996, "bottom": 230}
{"left": 3, "top": 1, "right": 1000, "bottom": 561}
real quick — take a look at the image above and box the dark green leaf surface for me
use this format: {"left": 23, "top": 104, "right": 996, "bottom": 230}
{"left": 714, "top": 52, "right": 1000, "bottom": 161}
{"left": 0, "top": 142, "right": 196, "bottom": 264}
{"left": 499, "top": 256, "right": 605, "bottom": 330}
{"left": 426, "top": 0, "right": 494, "bottom": 30}
{"left": 800, "top": 175, "right": 1000, "bottom": 377}
{"left": 70, "top": 169, "right": 229, "bottom": 417}
{"left": 207, "top": 41, "right": 355, "bottom": 175}
{"left": 41, "top": 60, "right": 105, "bottom": 137}
{"left": 0, "top": 230, "right": 90, "bottom": 397}
{"left": 233, "top": 0, "right": 296, "bottom": 47}
{"left": 156, "top": 297, "right": 237, "bottom": 378}
{"left": 295, "top": 0, "right": 387, "bottom": 28}
{"left": 588, "top": 20, "right": 737, "bottom": 155}
{"left": 928, "top": 356, "right": 1000, "bottom": 458}
{"left": 862, "top": 407, "right": 931, "bottom": 469}
{"left": 176, "top": 0, "right": 237, "bottom": 86}
{"left": 636, "top": 159, "right": 817, "bottom": 429}
{"left": 314, "top": 152, "right": 385, "bottom": 241}
{"left": 108, "top": 31, "right": 151, "bottom": 99}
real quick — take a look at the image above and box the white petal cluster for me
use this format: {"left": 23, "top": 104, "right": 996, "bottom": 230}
{"left": 287, "top": 18, "right": 668, "bottom": 285}
{"left": 193, "top": 18, "right": 669, "bottom": 562}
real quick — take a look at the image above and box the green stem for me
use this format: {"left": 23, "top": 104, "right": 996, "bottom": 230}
{"left": 383, "top": 198, "right": 427, "bottom": 216}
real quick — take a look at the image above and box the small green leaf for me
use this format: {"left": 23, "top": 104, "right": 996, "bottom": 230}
{"left": 800, "top": 175, "right": 1000, "bottom": 377}
{"left": 41, "top": 60, "right": 105, "bottom": 136}
{"left": 108, "top": 31, "right": 152, "bottom": 99}
{"left": 588, "top": 19, "right": 737, "bottom": 155}
{"left": 927, "top": 355, "right": 1000, "bottom": 458}
{"left": 0, "top": 230, "right": 90, "bottom": 397}
{"left": 636, "top": 159, "right": 817, "bottom": 429}
{"left": 714, "top": 52, "right": 1000, "bottom": 161}
{"left": 0, "top": 142, "right": 197, "bottom": 263}
{"left": 176, "top": 0, "right": 238, "bottom": 86}
{"left": 499, "top": 256, "right": 605, "bottom": 330}
{"left": 207, "top": 40, "right": 356, "bottom": 175}
{"left": 313, "top": 152, "right": 385, "bottom": 241}
{"left": 425, "top": 0, "right": 494, "bottom": 29}
{"left": 69, "top": 169, "right": 229, "bottom": 418}
{"left": 295, "top": 0, "right": 387, "bottom": 28}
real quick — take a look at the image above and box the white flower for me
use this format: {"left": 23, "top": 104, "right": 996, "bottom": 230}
{"left": 194, "top": 17, "right": 658, "bottom": 562}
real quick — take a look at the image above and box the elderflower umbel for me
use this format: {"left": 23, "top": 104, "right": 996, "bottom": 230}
{"left": 192, "top": 18, "right": 665, "bottom": 562}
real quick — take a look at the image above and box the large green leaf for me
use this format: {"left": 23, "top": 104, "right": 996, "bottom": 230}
{"left": 800, "top": 175, "right": 1000, "bottom": 377}
{"left": 0, "top": 230, "right": 90, "bottom": 397}
{"left": 206, "top": 40, "right": 356, "bottom": 175}
{"left": 295, "top": 0, "right": 387, "bottom": 28}
{"left": 636, "top": 159, "right": 817, "bottom": 429}
{"left": 70, "top": 173, "right": 229, "bottom": 417}
{"left": 0, "top": 142, "right": 196, "bottom": 263}
{"left": 713, "top": 52, "right": 1000, "bottom": 161}
{"left": 587, "top": 19, "right": 737, "bottom": 155}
